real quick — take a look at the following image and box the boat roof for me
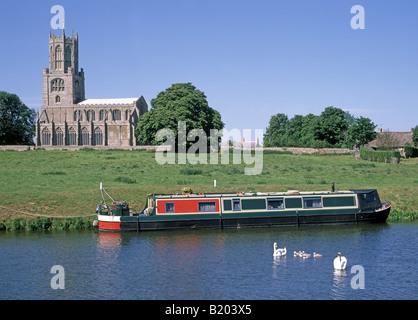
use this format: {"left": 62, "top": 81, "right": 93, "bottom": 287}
{"left": 350, "top": 189, "right": 377, "bottom": 194}
{"left": 153, "top": 190, "right": 358, "bottom": 199}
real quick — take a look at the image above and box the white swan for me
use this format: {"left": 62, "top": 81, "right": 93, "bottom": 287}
{"left": 333, "top": 252, "right": 347, "bottom": 270}
{"left": 273, "top": 243, "right": 287, "bottom": 257}
{"left": 313, "top": 252, "right": 322, "bottom": 258}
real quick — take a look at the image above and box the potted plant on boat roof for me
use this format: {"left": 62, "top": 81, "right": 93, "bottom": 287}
{"left": 181, "top": 187, "right": 192, "bottom": 194}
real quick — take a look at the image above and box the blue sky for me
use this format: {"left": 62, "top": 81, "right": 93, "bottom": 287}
{"left": 0, "top": 0, "right": 417, "bottom": 139}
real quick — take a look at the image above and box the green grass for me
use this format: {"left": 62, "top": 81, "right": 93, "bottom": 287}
{"left": 0, "top": 149, "right": 417, "bottom": 229}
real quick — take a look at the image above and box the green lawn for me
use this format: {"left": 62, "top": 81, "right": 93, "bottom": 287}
{"left": 0, "top": 149, "right": 417, "bottom": 225}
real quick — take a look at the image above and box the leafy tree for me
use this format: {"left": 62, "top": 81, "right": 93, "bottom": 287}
{"left": 412, "top": 125, "right": 418, "bottom": 147}
{"left": 349, "top": 116, "right": 377, "bottom": 146}
{"left": 300, "top": 113, "right": 321, "bottom": 147}
{"left": 0, "top": 91, "right": 36, "bottom": 145}
{"left": 135, "top": 83, "right": 224, "bottom": 148}
{"left": 319, "top": 106, "right": 348, "bottom": 145}
{"left": 263, "top": 113, "right": 289, "bottom": 147}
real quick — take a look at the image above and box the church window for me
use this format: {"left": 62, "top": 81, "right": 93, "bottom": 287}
{"left": 51, "top": 79, "right": 64, "bottom": 92}
{"left": 42, "top": 128, "right": 51, "bottom": 145}
{"left": 55, "top": 96, "right": 60, "bottom": 103}
{"left": 65, "top": 46, "right": 71, "bottom": 70}
{"left": 99, "top": 110, "right": 108, "bottom": 121}
{"left": 86, "top": 110, "right": 95, "bottom": 122}
{"left": 73, "top": 110, "right": 83, "bottom": 121}
{"left": 81, "top": 127, "right": 90, "bottom": 145}
{"left": 55, "top": 46, "right": 63, "bottom": 69}
{"left": 68, "top": 127, "right": 77, "bottom": 145}
{"left": 125, "top": 110, "right": 129, "bottom": 121}
{"left": 94, "top": 127, "right": 103, "bottom": 146}
{"left": 55, "top": 128, "right": 64, "bottom": 145}
{"left": 112, "top": 110, "right": 121, "bottom": 121}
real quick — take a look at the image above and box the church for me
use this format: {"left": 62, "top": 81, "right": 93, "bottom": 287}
{"left": 36, "top": 29, "right": 148, "bottom": 148}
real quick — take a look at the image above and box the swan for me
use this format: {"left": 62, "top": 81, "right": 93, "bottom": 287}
{"left": 333, "top": 252, "right": 347, "bottom": 270}
{"left": 302, "top": 252, "right": 311, "bottom": 259}
{"left": 313, "top": 252, "right": 322, "bottom": 258}
{"left": 273, "top": 243, "right": 287, "bottom": 257}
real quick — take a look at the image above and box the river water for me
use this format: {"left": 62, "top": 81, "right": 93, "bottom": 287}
{"left": 0, "top": 223, "right": 416, "bottom": 300}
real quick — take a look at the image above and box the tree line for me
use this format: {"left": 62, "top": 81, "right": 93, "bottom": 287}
{"left": 1, "top": 87, "right": 417, "bottom": 149}
{"left": 263, "top": 107, "right": 379, "bottom": 149}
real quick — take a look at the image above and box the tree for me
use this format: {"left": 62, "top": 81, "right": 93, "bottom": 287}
{"left": 300, "top": 113, "right": 321, "bottom": 147}
{"left": 263, "top": 113, "right": 289, "bottom": 147}
{"left": 375, "top": 129, "right": 400, "bottom": 150}
{"left": 349, "top": 116, "right": 377, "bottom": 147}
{"left": 135, "top": 83, "right": 224, "bottom": 148}
{"left": 318, "top": 106, "right": 348, "bottom": 145}
{"left": 412, "top": 125, "right": 418, "bottom": 147}
{"left": 0, "top": 91, "right": 36, "bottom": 145}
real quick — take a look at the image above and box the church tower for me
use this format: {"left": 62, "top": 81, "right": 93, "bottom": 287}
{"left": 42, "top": 29, "right": 85, "bottom": 107}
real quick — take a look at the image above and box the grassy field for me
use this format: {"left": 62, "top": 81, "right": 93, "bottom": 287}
{"left": 0, "top": 149, "right": 417, "bottom": 229}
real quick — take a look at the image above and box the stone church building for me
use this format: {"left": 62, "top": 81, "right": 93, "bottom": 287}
{"left": 36, "top": 30, "right": 148, "bottom": 148}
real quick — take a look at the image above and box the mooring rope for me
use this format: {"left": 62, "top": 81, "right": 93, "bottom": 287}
{"left": 0, "top": 205, "right": 96, "bottom": 219}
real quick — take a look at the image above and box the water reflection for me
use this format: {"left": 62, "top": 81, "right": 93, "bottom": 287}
{"left": 332, "top": 269, "right": 349, "bottom": 300}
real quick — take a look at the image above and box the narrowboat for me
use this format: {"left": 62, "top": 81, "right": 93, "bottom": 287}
{"left": 96, "top": 185, "right": 391, "bottom": 232}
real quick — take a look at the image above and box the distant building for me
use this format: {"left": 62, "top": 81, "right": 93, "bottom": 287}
{"left": 36, "top": 30, "right": 148, "bottom": 148}
{"left": 367, "top": 128, "right": 413, "bottom": 149}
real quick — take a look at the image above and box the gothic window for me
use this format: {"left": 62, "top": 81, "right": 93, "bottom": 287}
{"left": 94, "top": 127, "right": 103, "bottom": 146}
{"left": 55, "top": 96, "right": 60, "bottom": 103}
{"left": 81, "top": 127, "right": 89, "bottom": 145}
{"left": 99, "top": 110, "right": 108, "bottom": 121}
{"left": 86, "top": 110, "right": 95, "bottom": 122}
{"left": 42, "top": 128, "right": 51, "bottom": 145}
{"left": 68, "top": 127, "right": 77, "bottom": 145}
{"left": 73, "top": 110, "right": 83, "bottom": 122}
{"left": 55, "top": 46, "right": 62, "bottom": 69}
{"left": 65, "top": 46, "right": 71, "bottom": 70}
{"left": 51, "top": 79, "right": 64, "bottom": 92}
{"left": 125, "top": 110, "right": 129, "bottom": 121}
{"left": 112, "top": 110, "right": 121, "bottom": 121}
{"left": 55, "top": 127, "right": 64, "bottom": 145}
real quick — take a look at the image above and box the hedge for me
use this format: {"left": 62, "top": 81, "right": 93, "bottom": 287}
{"left": 404, "top": 145, "right": 418, "bottom": 158}
{"left": 360, "top": 148, "right": 401, "bottom": 163}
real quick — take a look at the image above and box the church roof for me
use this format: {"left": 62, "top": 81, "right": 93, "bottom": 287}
{"left": 77, "top": 98, "right": 139, "bottom": 105}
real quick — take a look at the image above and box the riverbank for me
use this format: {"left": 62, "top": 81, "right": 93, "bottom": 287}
{"left": 0, "top": 149, "right": 416, "bottom": 230}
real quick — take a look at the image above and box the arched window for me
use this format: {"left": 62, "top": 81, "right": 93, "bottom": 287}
{"left": 86, "top": 110, "right": 95, "bottom": 122}
{"left": 73, "top": 110, "right": 83, "bottom": 122}
{"left": 64, "top": 45, "right": 71, "bottom": 70}
{"left": 112, "top": 110, "right": 121, "bottom": 121}
{"left": 55, "top": 127, "right": 64, "bottom": 145}
{"left": 94, "top": 127, "right": 103, "bottom": 146}
{"left": 99, "top": 110, "right": 108, "bottom": 121}
{"left": 55, "top": 96, "right": 60, "bottom": 103}
{"left": 81, "top": 127, "right": 89, "bottom": 146}
{"left": 68, "top": 127, "right": 77, "bottom": 145}
{"left": 51, "top": 79, "right": 64, "bottom": 92}
{"left": 42, "top": 128, "right": 51, "bottom": 145}
{"left": 55, "top": 46, "right": 62, "bottom": 69}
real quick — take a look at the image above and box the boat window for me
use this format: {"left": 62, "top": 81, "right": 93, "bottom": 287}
{"left": 303, "top": 197, "right": 322, "bottom": 209}
{"left": 233, "top": 199, "right": 241, "bottom": 211}
{"left": 198, "top": 201, "right": 216, "bottom": 212}
{"left": 267, "top": 199, "right": 284, "bottom": 210}
{"left": 165, "top": 202, "right": 175, "bottom": 213}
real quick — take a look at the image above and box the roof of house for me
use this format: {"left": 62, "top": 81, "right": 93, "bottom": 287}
{"left": 367, "top": 131, "right": 413, "bottom": 148}
{"left": 77, "top": 98, "right": 139, "bottom": 106}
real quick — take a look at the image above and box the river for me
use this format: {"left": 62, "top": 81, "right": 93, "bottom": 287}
{"left": 0, "top": 222, "right": 416, "bottom": 300}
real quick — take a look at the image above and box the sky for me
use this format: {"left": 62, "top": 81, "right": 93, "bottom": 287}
{"left": 0, "top": 0, "right": 417, "bottom": 141}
